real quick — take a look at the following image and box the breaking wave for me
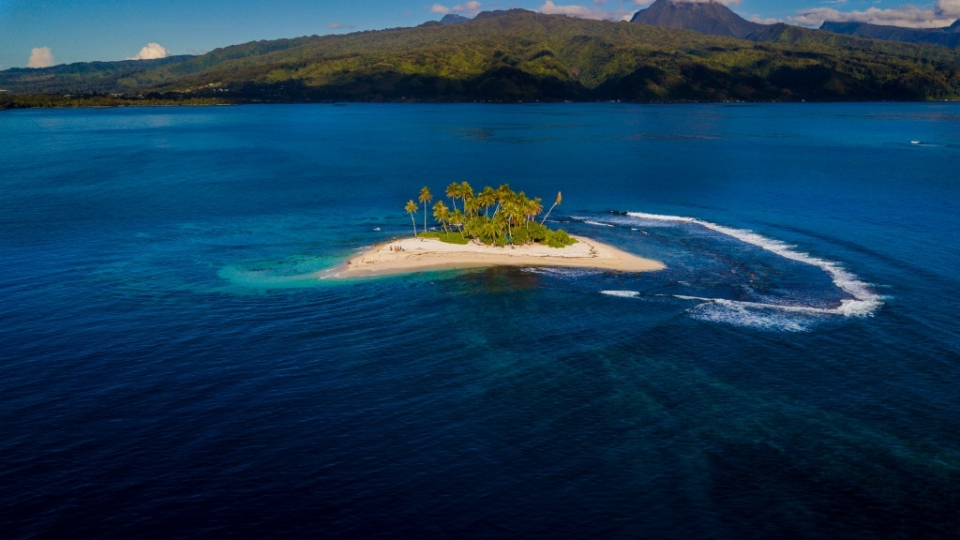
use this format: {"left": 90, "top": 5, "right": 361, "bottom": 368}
{"left": 601, "top": 290, "right": 641, "bottom": 298}
{"left": 601, "top": 212, "right": 883, "bottom": 332}
{"left": 686, "top": 300, "right": 819, "bottom": 332}
{"left": 623, "top": 212, "right": 883, "bottom": 323}
{"left": 584, "top": 220, "right": 615, "bottom": 227}
{"left": 522, "top": 267, "right": 605, "bottom": 278}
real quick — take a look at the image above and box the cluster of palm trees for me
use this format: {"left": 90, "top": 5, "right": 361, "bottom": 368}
{"left": 405, "top": 182, "right": 570, "bottom": 247}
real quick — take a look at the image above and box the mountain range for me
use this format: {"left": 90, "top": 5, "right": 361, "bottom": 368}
{"left": 820, "top": 20, "right": 960, "bottom": 48}
{"left": 3, "top": 8, "right": 960, "bottom": 107}
{"left": 630, "top": 0, "right": 960, "bottom": 49}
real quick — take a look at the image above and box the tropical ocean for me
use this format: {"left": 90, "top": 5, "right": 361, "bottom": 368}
{"left": 1, "top": 103, "right": 958, "bottom": 539}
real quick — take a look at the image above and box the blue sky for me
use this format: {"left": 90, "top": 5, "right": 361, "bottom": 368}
{"left": 2, "top": 0, "right": 959, "bottom": 69}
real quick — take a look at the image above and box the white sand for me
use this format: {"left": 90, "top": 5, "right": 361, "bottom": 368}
{"left": 335, "top": 235, "right": 665, "bottom": 278}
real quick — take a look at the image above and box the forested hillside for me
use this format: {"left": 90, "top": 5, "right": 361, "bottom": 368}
{"left": 3, "top": 9, "right": 960, "bottom": 107}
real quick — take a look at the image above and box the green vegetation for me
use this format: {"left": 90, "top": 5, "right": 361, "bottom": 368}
{"left": 0, "top": 92, "right": 227, "bottom": 110}
{"left": 418, "top": 231, "right": 470, "bottom": 245}
{"left": 410, "top": 182, "right": 576, "bottom": 248}
{"left": 4, "top": 10, "right": 960, "bottom": 104}
{"left": 0, "top": 56, "right": 195, "bottom": 95}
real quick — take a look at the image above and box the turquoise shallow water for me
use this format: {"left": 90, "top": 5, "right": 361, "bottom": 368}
{"left": 1, "top": 103, "right": 959, "bottom": 538}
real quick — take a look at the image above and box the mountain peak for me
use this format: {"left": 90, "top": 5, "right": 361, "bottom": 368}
{"left": 439, "top": 14, "right": 470, "bottom": 25}
{"left": 473, "top": 9, "right": 535, "bottom": 21}
{"left": 630, "top": 0, "right": 767, "bottom": 39}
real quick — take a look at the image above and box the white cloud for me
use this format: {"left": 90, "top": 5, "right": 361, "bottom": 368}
{"left": 432, "top": 1, "right": 482, "bottom": 15}
{"left": 127, "top": 43, "right": 168, "bottom": 61}
{"left": 454, "top": 1, "right": 483, "bottom": 15}
{"left": 327, "top": 22, "right": 355, "bottom": 29}
{"left": 27, "top": 47, "right": 53, "bottom": 68}
{"left": 788, "top": 0, "right": 960, "bottom": 28}
{"left": 538, "top": 0, "right": 633, "bottom": 20}
{"left": 940, "top": 0, "right": 960, "bottom": 16}
{"left": 749, "top": 15, "right": 781, "bottom": 25}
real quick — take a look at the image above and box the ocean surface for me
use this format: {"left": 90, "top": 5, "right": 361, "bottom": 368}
{"left": 2, "top": 103, "right": 959, "bottom": 539}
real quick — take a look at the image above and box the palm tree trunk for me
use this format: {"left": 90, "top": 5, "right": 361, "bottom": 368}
{"left": 410, "top": 214, "right": 418, "bottom": 237}
{"left": 540, "top": 202, "right": 558, "bottom": 225}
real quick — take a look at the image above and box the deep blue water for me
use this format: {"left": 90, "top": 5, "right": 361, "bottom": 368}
{"left": 2, "top": 103, "right": 959, "bottom": 539}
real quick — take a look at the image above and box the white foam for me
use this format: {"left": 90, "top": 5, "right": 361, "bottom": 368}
{"left": 584, "top": 220, "right": 615, "bottom": 227}
{"left": 688, "top": 301, "right": 814, "bottom": 332}
{"left": 601, "top": 290, "right": 640, "bottom": 298}
{"left": 521, "top": 267, "right": 604, "bottom": 278}
{"left": 628, "top": 211, "right": 882, "bottom": 318}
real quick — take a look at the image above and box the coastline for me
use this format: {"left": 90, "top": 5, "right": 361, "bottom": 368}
{"left": 335, "top": 235, "right": 665, "bottom": 278}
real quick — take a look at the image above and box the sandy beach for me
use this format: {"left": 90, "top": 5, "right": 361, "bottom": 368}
{"left": 336, "top": 235, "right": 665, "bottom": 277}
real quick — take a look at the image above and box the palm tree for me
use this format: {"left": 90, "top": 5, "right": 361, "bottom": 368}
{"left": 419, "top": 186, "right": 433, "bottom": 234}
{"left": 464, "top": 196, "right": 480, "bottom": 218}
{"left": 446, "top": 182, "right": 461, "bottom": 212}
{"left": 459, "top": 181, "right": 474, "bottom": 212}
{"left": 477, "top": 186, "right": 496, "bottom": 217}
{"left": 515, "top": 191, "right": 530, "bottom": 224}
{"left": 540, "top": 191, "right": 562, "bottom": 225}
{"left": 449, "top": 209, "right": 466, "bottom": 238}
{"left": 481, "top": 218, "right": 501, "bottom": 244}
{"left": 432, "top": 200, "right": 450, "bottom": 234}
{"left": 503, "top": 197, "right": 523, "bottom": 240}
{"left": 527, "top": 197, "right": 543, "bottom": 227}
{"left": 493, "top": 184, "right": 512, "bottom": 216}
{"left": 405, "top": 200, "right": 419, "bottom": 237}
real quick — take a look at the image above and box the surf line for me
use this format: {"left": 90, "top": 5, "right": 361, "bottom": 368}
{"left": 627, "top": 212, "right": 883, "bottom": 317}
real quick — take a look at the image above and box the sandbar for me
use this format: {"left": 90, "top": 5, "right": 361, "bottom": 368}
{"left": 335, "top": 235, "right": 665, "bottom": 278}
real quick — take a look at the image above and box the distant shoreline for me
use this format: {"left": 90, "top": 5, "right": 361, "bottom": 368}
{"left": 335, "top": 235, "right": 665, "bottom": 278}
{"left": 5, "top": 98, "right": 960, "bottom": 112}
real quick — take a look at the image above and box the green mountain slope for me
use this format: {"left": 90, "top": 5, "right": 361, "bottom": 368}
{"left": 821, "top": 21, "right": 960, "bottom": 49}
{"left": 4, "top": 10, "right": 960, "bottom": 105}
{"left": 0, "top": 56, "right": 194, "bottom": 94}
{"left": 0, "top": 35, "right": 322, "bottom": 95}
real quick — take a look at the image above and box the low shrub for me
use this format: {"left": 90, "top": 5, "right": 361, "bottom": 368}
{"left": 419, "top": 231, "right": 469, "bottom": 245}
{"left": 510, "top": 227, "right": 530, "bottom": 245}
{"left": 544, "top": 228, "right": 576, "bottom": 248}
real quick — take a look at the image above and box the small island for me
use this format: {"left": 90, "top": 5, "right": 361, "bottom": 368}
{"left": 336, "top": 183, "right": 665, "bottom": 277}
